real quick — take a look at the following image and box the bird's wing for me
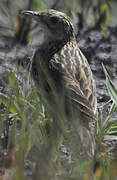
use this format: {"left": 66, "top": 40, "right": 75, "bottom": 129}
{"left": 50, "top": 43, "right": 97, "bottom": 119}
{"left": 64, "top": 75, "right": 96, "bottom": 119}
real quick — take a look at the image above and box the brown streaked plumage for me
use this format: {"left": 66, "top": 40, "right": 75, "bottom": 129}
{"left": 21, "top": 9, "right": 97, "bottom": 130}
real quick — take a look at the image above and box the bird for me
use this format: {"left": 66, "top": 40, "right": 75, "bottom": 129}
{"left": 21, "top": 9, "right": 97, "bottom": 142}
{"left": 20, "top": 11, "right": 98, "bottom": 176}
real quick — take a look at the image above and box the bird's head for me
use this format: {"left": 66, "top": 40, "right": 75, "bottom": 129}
{"left": 21, "top": 9, "right": 75, "bottom": 45}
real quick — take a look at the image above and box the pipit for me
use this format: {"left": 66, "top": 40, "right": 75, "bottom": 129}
{"left": 21, "top": 9, "right": 97, "bottom": 136}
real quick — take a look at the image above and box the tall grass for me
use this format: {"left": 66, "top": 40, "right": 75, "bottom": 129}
{"left": 0, "top": 64, "right": 117, "bottom": 179}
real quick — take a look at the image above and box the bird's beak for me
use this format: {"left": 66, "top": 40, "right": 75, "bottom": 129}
{"left": 20, "top": 10, "right": 40, "bottom": 17}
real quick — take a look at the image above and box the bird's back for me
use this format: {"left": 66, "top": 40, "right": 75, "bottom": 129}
{"left": 50, "top": 38, "right": 97, "bottom": 119}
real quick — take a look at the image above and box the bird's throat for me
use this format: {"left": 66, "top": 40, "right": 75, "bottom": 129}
{"left": 38, "top": 40, "right": 67, "bottom": 60}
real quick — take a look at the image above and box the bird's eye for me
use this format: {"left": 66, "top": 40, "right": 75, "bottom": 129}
{"left": 50, "top": 16, "right": 58, "bottom": 24}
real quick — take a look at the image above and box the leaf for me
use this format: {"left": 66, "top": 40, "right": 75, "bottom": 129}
{"left": 0, "top": 92, "right": 20, "bottom": 114}
{"left": 8, "top": 72, "right": 20, "bottom": 95}
{"left": 101, "top": 3, "right": 108, "bottom": 13}
{"left": 102, "top": 64, "right": 117, "bottom": 105}
{"left": 104, "top": 135, "right": 117, "bottom": 141}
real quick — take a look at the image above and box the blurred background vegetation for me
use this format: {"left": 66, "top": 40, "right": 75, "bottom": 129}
{"left": 1, "top": 0, "right": 117, "bottom": 26}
